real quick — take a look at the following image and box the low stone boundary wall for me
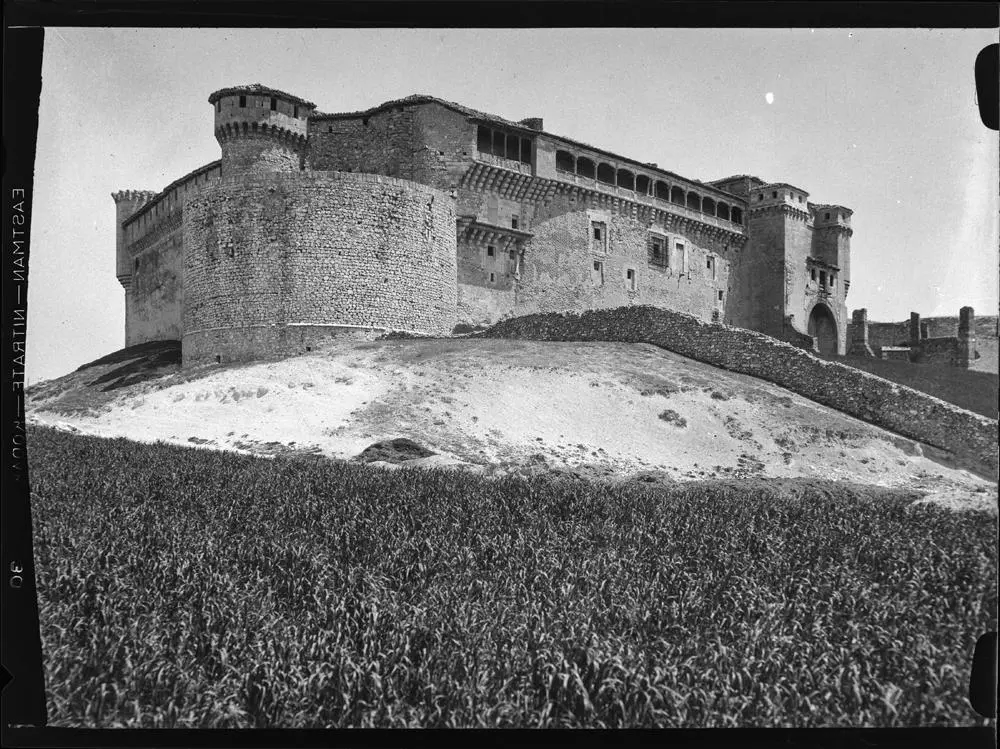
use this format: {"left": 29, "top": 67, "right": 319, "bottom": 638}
{"left": 477, "top": 306, "right": 998, "bottom": 476}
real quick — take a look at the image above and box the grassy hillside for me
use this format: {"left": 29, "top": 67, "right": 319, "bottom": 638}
{"left": 29, "top": 426, "right": 996, "bottom": 728}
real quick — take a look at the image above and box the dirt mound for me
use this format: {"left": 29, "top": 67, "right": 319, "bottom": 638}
{"left": 24, "top": 338, "right": 997, "bottom": 512}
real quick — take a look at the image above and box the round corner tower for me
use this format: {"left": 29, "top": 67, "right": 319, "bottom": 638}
{"left": 209, "top": 84, "right": 316, "bottom": 174}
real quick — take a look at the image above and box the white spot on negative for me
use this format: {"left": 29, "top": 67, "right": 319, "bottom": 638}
{"left": 765, "top": 92, "right": 774, "bottom": 105}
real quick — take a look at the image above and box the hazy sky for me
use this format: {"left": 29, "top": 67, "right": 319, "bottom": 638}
{"left": 26, "top": 28, "right": 998, "bottom": 383}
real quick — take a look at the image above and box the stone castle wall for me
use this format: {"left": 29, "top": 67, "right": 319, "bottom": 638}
{"left": 848, "top": 315, "right": 999, "bottom": 372}
{"left": 182, "top": 171, "right": 456, "bottom": 365}
{"left": 512, "top": 193, "right": 731, "bottom": 323}
{"left": 477, "top": 306, "right": 998, "bottom": 476}
{"left": 126, "top": 213, "right": 184, "bottom": 345}
{"left": 119, "top": 163, "right": 224, "bottom": 346}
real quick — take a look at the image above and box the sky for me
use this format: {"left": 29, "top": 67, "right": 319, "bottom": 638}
{"left": 25, "top": 28, "right": 999, "bottom": 383}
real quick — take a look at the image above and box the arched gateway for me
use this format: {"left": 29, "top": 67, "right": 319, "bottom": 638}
{"left": 808, "top": 303, "right": 839, "bottom": 355}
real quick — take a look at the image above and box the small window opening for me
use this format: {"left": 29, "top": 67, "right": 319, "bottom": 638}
{"left": 239, "top": 95, "right": 246, "bottom": 108}
{"left": 489, "top": 272, "right": 496, "bottom": 283}
{"left": 477, "top": 125, "right": 492, "bottom": 153}
{"left": 216, "top": 100, "right": 221, "bottom": 113}
{"left": 511, "top": 217, "right": 519, "bottom": 229}
{"left": 626, "top": 268, "right": 636, "bottom": 291}
{"left": 593, "top": 225, "right": 602, "bottom": 241}
{"left": 772, "top": 191, "right": 778, "bottom": 198}
{"left": 509, "top": 250, "right": 517, "bottom": 260}
{"left": 592, "top": 260, "right": 605, "bottom": 286}
{"left": 134, "top": 258, "right": 140, "bottom": 270}
{"left": 825, "top": 212, "right": 830, "bottom": 219}
{"left": 328, "top": 126, "right": 333, "bottom": 133}
{"left": 820, "top": 271, "right": 827, "bottom": 287}
{"left": 810, "top": 268, "right": 816, "bottom": 281}
{"left": 506, "top": 134, "right": 520, "bottom": 160}
{"left": 718, "top": 290, "right": 724, "bottom": 301}
{"left": 520, "top": 137, "right": 532, "bottom": 165}
{"left": 487, "top": 245, "right": 495, "bottom": 258}
{"left": 270, "top": 97, "right": 277, "bottom": 111}
{"left": 707, "top": 258, "right": 712, "bottom": 269}
{"left": 649, "top": 236, "right": 667, "bottom": 266}
{"left": 215, "top": 355, "right": 221, "bottom": 363}
{"left": 294, "top": 105, "right": 300, "bottom": 118}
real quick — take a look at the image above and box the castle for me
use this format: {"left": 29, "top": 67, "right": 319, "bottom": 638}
{"left": 113, "top": 84, "right": 854, "bottom": 366}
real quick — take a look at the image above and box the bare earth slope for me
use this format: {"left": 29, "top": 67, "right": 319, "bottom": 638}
{"left": 26, "top": 338, "right": 995, "bottom": 511}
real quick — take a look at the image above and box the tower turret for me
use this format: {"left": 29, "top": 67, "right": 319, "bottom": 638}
{"left": 811, "top": 204, "right": 853, "bottom": 288}
{"left": 111, "top": 189, "right": 157, "bottom": 286}
{"left": 209, "top": 84, "right": 316, "bottom": 174}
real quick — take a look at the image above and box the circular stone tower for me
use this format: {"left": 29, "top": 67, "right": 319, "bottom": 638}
{"left": 209, "top": 84, "right": 316, "bottom": 174}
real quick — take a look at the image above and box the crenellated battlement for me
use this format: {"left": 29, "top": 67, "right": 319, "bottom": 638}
{"left": 112, "top": 189, "right": 158, "bottom": 205}
{"left": 210, "top": 84, "right": 314, "bottom": 174}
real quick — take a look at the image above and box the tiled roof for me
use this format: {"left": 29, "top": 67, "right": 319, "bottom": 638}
{"left": 315, "top": 95, "right": 744, "bottom": 202}
{"left": 312, "top": 93, "right": 529, "bottom": 130}
{"left": 208, "top": 84, "right": 316, "bottom": 109}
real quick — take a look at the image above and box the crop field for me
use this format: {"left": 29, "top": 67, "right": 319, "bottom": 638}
{"left": 27, "top": 425, "right": 996, "bottom": 727}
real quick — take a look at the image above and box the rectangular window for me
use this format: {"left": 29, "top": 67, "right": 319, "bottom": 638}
{"left": 216, "top": 100, "right": 221, "bottom": 112}
{"left": 707, "top": 255, "right": 716, "bottom": 280}
{"left": 718, "top": 290, "right": 724, "bottom": 301}
{"left": 626, "top": 268, "right": 636, "bottom": 291}
{"left": 820, "top": 271, "right": 827, "bottom": 287}
{"left": 810, "top": 268, "right": 816, "bottom": 281}
{"left": 489, "top": 272, "right": 496, "bottom": 283}
{"left": 506, "top": 134, "right": 520, "bottom": 160}
{"left": 270, "top": 97, "right": 277, "bottom": 111}
{"left": 592, "top": 260, "right": 604, "bottom": 286}
{"left": 486, "top": 245, "right": 495, "bottom": 258}
{"left": 294, "top": 105, "right": 300, "bottom": 118}
{"left": 591, "top": 221, "right": 607, "bottom": 254}
{"left": 477, "top": 125, "right": 492, "bottom": 154}
{"left": 649, "top": 236, "right": 667, "bottom": 266}
{"left": 511, "top": 217, "right": 519, "bottom": 230}
{"left": 520, "top": 137, "right": 532, "bottom": 165}
{"left": 239, "top": 95, "right": 246, "bottom": 108}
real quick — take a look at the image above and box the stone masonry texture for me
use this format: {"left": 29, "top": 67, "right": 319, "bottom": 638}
{"left": 182, "top": 171, "right": 456, "bottom": 365}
